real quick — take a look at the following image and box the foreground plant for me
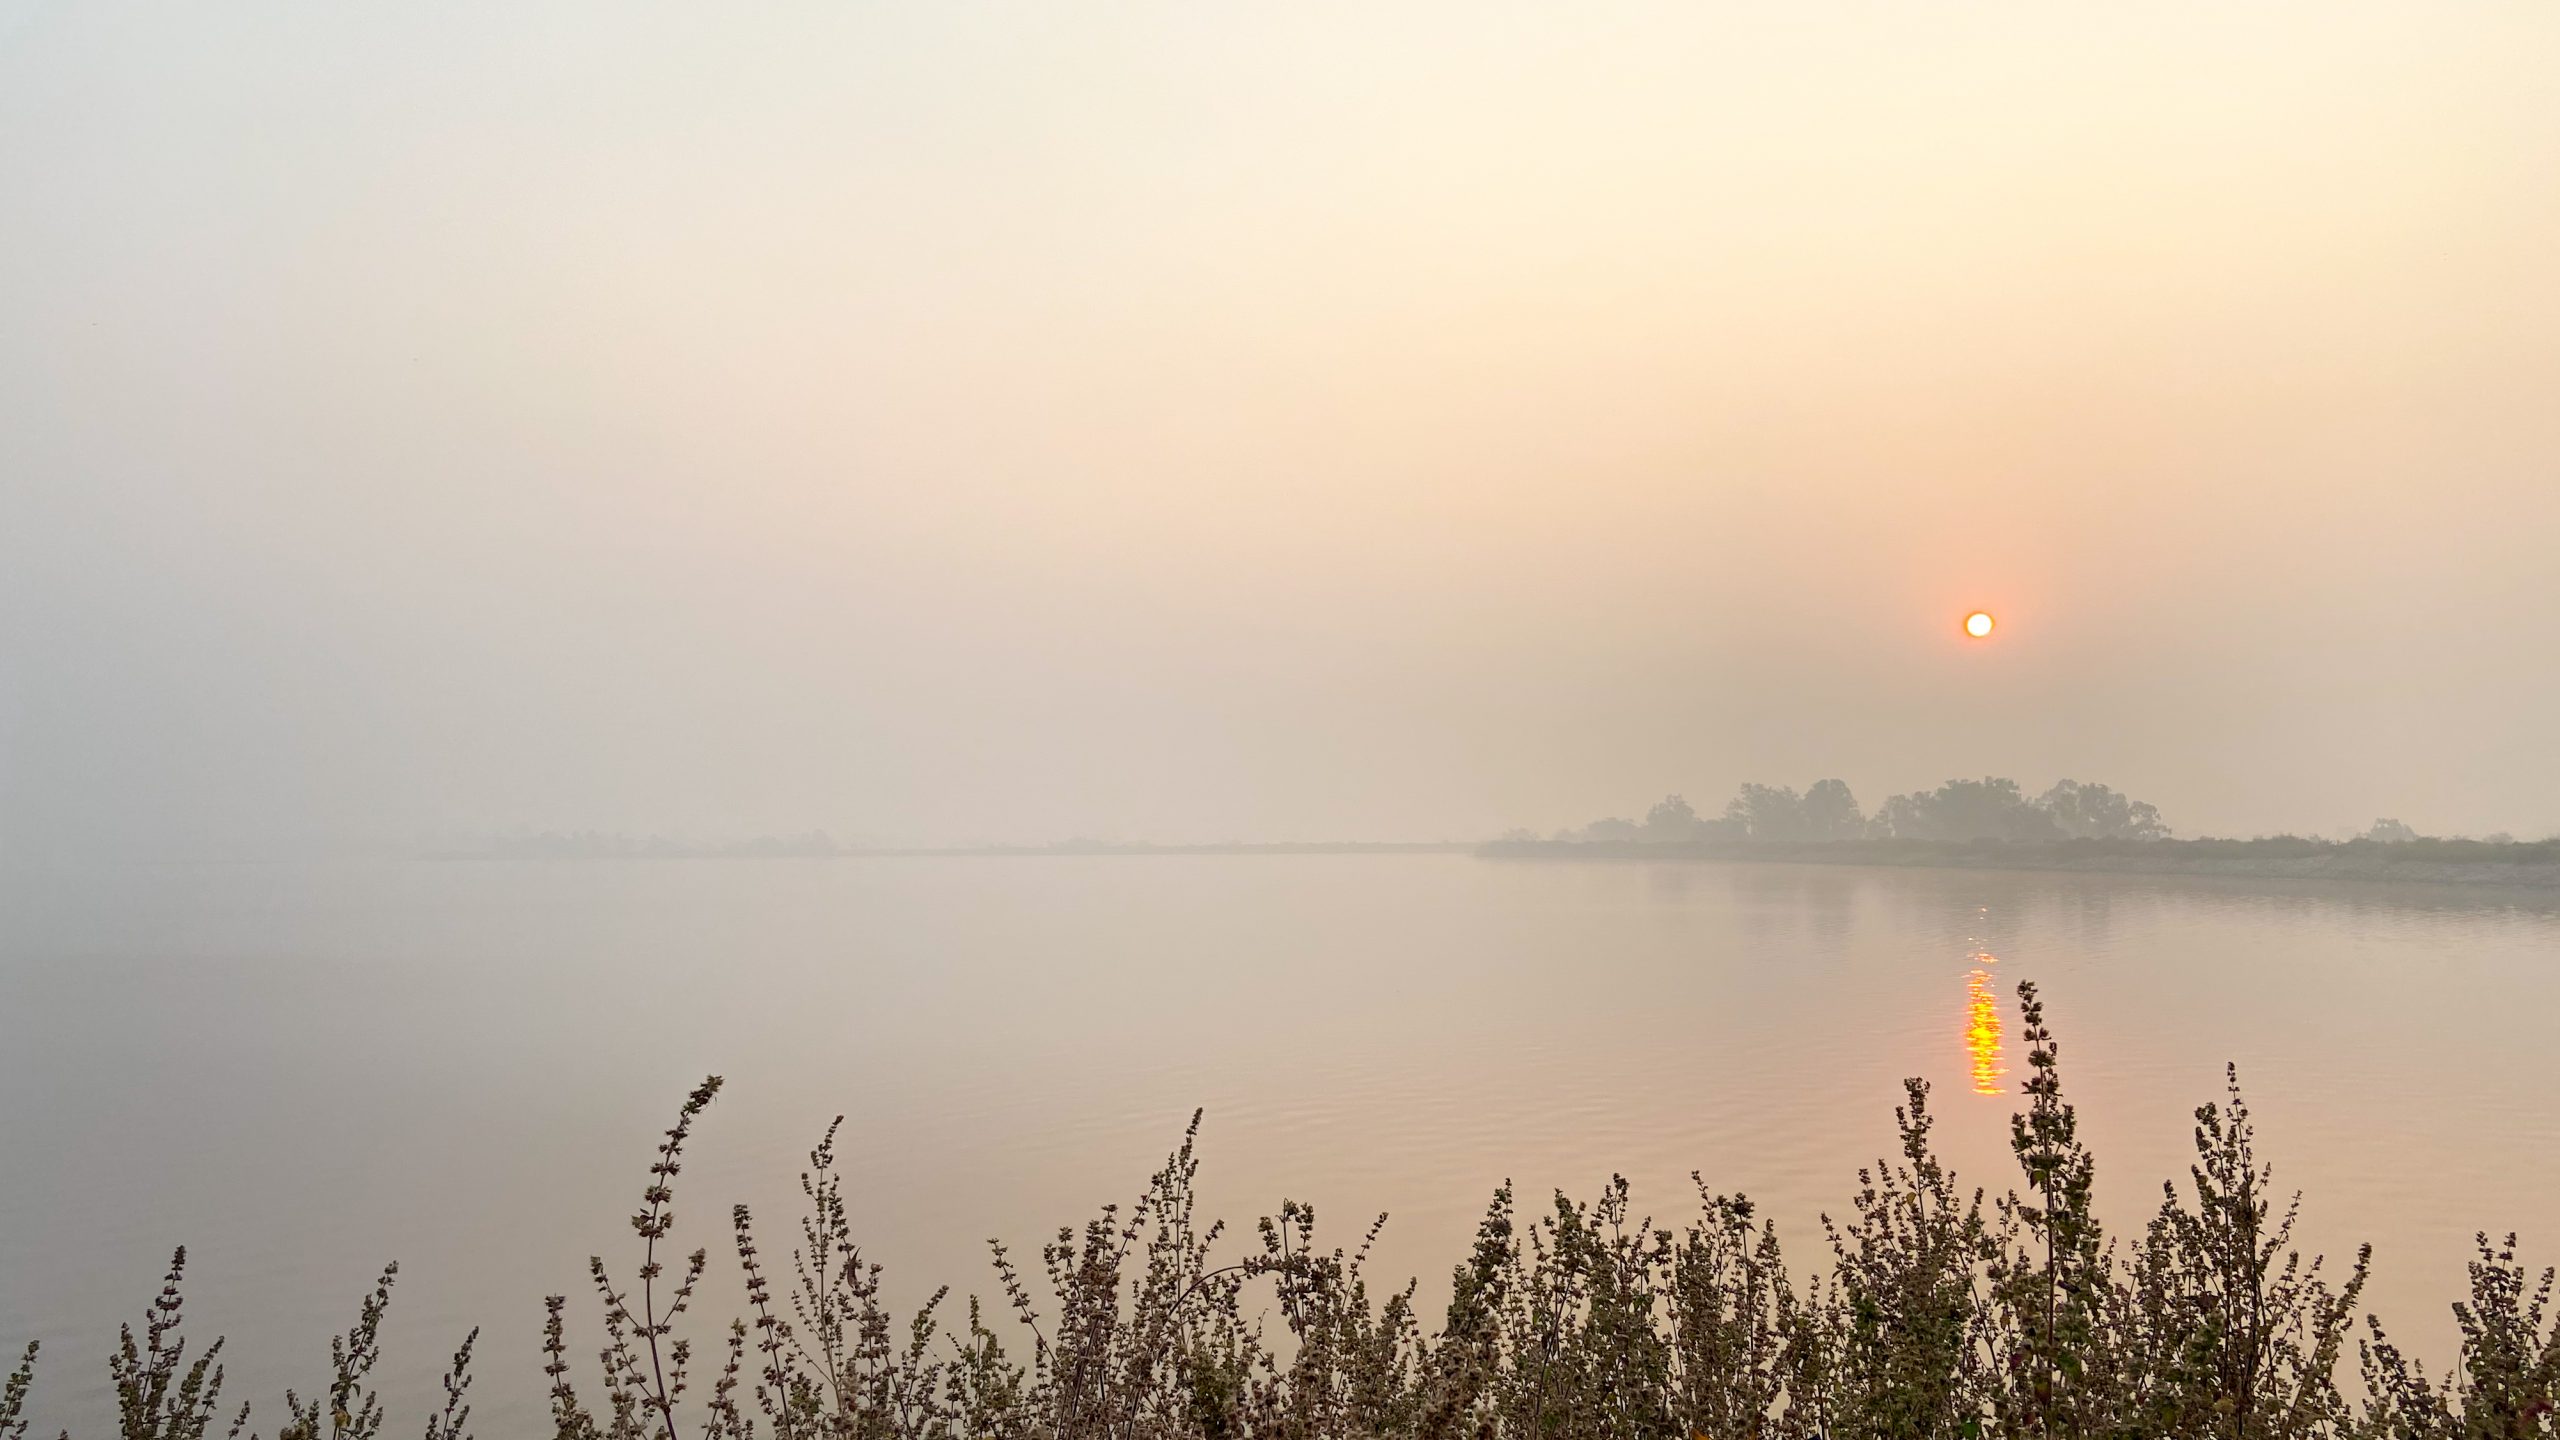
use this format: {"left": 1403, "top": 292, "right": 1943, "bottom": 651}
{"left": 8, "top": 984, "right": 2555, "bottom": 1440}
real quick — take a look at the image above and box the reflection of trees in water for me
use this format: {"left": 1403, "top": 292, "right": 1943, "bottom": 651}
{"left": 1717, "top": 863, "right": 1863, "bottom": 956}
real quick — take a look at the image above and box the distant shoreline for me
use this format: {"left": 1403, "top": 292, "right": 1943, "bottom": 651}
{"left": 1475, "top": 836, "right": 2560, "bottom": 889}
{"left": 422, "top": 840, "right": 1476, "bottom": 861}
{"left": 417, "top": 835, "right": 2560, "bottom": 889}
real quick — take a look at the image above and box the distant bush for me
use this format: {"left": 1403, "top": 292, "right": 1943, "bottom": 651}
{"left": 6, "top": 985, "right": 2554, "bottom": 1439}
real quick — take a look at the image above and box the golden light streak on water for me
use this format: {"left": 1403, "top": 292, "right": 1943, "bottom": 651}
{"left": 1965, "top": 950, "right": 2006, "bottom": 1096}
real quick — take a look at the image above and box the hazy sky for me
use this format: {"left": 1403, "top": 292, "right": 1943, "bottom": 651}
{"left": 5, "top": 2, "right": 2557, "bottom": 855}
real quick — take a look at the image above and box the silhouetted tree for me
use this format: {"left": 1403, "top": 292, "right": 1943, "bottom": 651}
{"left": 1725, "top": 785, "right": 1809, "bottom": 842}
{"left": 2363, "top": 818, "right": 2419, "bottom": 844}
{"left": 1802, "top": 780, "right": 1864, "bottom": 841}
{"left": 2037, "top": 780, "right": 2170, "bottom": 841}
{"left": 1868, "top": 778, "right": 2063, "bottom": 843}
{"left": 1645, "top": 795, "right": 1704, "bottom": 841}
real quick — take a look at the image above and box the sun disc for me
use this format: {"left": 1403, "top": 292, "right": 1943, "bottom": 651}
{"left": 1964, "top": 611, "right": 1995, "bottom": 639}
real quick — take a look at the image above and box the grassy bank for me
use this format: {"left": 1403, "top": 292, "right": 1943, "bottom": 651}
{"left": 1478, "top": 835, "right": 2560, "bottom": 889}
{"left": 6, "top": 983, "right": 2554, "bottom": 1440}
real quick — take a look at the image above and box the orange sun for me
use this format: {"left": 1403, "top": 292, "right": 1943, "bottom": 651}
{"left": 1963, "top": 611, "right": 1996, "bottom": 639}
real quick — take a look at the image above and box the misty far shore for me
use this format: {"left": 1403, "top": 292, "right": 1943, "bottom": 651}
{"left": 423, "top": 774, "right": 2560, "bottom": 887}
{"left": 415, "top": 831, "right": 2560, "bottom": 891}
{"left": 1479, "top": 832, "right": 2560, "bottom": 889}
{"left": 422, "top": 833, "right": 1475, "bottom": 860}
{"left": 1494, "top": 774, "right": 2560, "bottom": 887}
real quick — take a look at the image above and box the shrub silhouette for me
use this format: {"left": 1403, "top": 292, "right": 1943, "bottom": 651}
{"left": 6, "top": 985, "right": 2554, "bottom": 1439}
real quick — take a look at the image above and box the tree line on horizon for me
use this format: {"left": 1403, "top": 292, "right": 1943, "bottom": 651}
{"left": 1530, "top": 777, "right": 2173, "bottom": 847}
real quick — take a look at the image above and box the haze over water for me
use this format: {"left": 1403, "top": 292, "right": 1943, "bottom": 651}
{"left": 5, "top": 855, "right": 2554, "bottom": 1434}
{"left": 8, "top": 3, "right": 2560, "bottom": 858}
{"left": 8, "top": 5, "right": 2560, "bottom": 1435}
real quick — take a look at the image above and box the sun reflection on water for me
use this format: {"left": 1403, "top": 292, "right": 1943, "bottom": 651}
{"left": 1964, "top": 923, "right": 2005, "bottom": 1095}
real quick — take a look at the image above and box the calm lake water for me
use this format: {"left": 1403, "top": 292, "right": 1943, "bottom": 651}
{"left": 4, "top": 855, "right": 2556, "bottom": 1433}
